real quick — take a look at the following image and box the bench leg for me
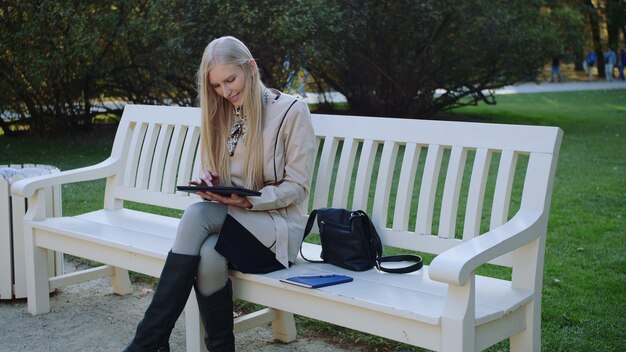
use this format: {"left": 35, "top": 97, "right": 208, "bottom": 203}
{"left": 271, "top": 310, "right": 297, "bottom": 343}
{"left": 511, "top": 237, "right": 543, "bottom": 352}
{"left": 22, "top": 191, "right": 51, "bottom": 314}
{"left": 185, "top": 290, "right": 208, "bottom": 352}
{"left": 440, "top": 276, "right": 475, "bottom": 352}
{"left": 510, "top": 301, "right": 540, "bottom": 352}
{"left": 110, "top": 267, "right": 132, "bottom": 296}
{"left": 24, "top": 228, "right": 51, "bottom": 315}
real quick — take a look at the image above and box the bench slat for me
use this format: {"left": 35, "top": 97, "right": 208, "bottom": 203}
{"left": 162, "top": 125, "right": 188, "bottom": 193}
{"left": 76, "top": 209, "right": 181, "bottom": 238}
{"left": 124, "top": 122, "right": 149, "bottom": 188}
{"left": 332, "top": 137, "right": 358, "bottom": 209}
{"left": 313, "top": 137, "right": 339, "bottom": 209}
{"left": 439, "top": 146, "right": 468, "bottom": 239}
{"left": 148, "top": 124, "right": 174, "bottom": 192}
{"left": 352, "top": 139, "right": 377, "bottom": 210}
{"left": 176, "top": 126, "right": 201, "bottom": 195}
{"left": 463, "top": 148, "right": 492, "bottom": 240}
{"left": 490, "top": 150, "right": 518, "bottom": 229}
{"left": 32, "top": 209, "right": 179, "bottom": 258}
{"left": 392, "top": 142, "right": 420, "bottom": 232}
{"left": 312, "top": 114, "right": 562, "bottom": 154}
{"left": 372, "top": 141, "right": 399, "bottom": 227}
{"left": 416, "top": 144, "right": 444, "bottom": 236}
{"left": 136, "top": 123, "right": 160, "bottom": 189}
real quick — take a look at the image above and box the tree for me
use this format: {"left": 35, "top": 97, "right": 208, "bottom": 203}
{"left": 192, "top": 0, "right": 332, "bottom": 90}
{"left": 543, "top": 5, "right": 586, "bottom": 61}
{"left": 0, "top": 1, "right": 197, "bottom": 135}
{"left": 605, "top": 0, "right": 626, "bottom": 51}
{"left": 5, "top": 0, "right": 611, "bottom": 133}
{"left": 576, "top": 0, "right": 625, "bottom": 77}
{"left": 306, "top": 0, "right": 557, "bottom": 117}
{"left": 542, "top": 0, "right": 626, "bottom": 72}
{"left": 0, "top": 0, "right": 330, "bottom": 135}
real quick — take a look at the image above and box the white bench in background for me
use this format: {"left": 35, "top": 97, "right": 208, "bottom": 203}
{"left": 12, "top": 104, "right": 563, "bottom": 351}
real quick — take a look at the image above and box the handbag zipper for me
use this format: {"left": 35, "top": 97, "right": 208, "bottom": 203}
{"left": 319, "top": 220, "right": 350, "bottom": 233}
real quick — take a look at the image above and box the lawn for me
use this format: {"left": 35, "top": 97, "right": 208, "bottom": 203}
{"left": 1, "top": 89, "right": 624, "bottom": 351}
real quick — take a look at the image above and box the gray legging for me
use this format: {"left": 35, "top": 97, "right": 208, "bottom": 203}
{"left": 171, "top": 201, "right": 228, "bottom": 296}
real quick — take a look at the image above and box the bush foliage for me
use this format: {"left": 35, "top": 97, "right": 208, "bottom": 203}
{"left": 309, "top": 0, "right": 556, "bottom": 117}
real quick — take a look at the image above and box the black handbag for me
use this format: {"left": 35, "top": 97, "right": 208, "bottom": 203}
{"left": 300, "top": 208, "right": 423, "bottom": 273}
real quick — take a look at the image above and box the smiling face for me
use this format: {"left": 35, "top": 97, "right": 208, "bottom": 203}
{"left": 209, "top": 63, "right": 247, "bottom": 107}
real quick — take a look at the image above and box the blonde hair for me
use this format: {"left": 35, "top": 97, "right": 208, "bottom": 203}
{"left": 197, "top": 36, "right": 265, "bottom": 190}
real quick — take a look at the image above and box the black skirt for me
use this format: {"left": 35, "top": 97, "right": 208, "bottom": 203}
{"left": 214, "top": 214, "right": 286, "bottom": 274}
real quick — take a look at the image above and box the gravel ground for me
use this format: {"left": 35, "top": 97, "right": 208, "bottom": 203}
{"left": 0, "top": 260, "right": 351, "bottom": 352}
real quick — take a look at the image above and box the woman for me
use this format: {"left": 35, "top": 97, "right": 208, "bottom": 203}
{"left": 124, "top": 36, "right": 316, "bottom": 352}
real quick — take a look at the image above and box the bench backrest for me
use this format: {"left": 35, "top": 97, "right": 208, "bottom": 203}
{"left": 107, "top": 105, "right": 563, "bottom": 268}
{"left": 105, "top": 105, "right": 203, "bottom": 211}
{"left": 308, "top": 114, "right": 562, "bottom": 268}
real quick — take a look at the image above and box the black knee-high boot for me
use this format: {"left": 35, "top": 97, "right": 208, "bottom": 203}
{"left": 124, "top": 251, "right": 200, "bottom": 352}
{"left": 195, "top": 280, "right": 235, "bottom": 352}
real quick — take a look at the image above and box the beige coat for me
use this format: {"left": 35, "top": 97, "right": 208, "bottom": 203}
{"left": 228, "top": 94, "right": 316, "bottom": 268}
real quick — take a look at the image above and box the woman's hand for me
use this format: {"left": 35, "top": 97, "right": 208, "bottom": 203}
{"left": 197, "top": 191, "right": 253, "bottom": 209}
{"left": 190, "top": 170, "right": 221, "bottom": 187}
{"left": 190, "top": 170, "right": 252, "bottom": 209}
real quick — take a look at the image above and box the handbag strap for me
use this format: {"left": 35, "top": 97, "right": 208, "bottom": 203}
{"left": 376, "top": 254, "right": 423, "bottom": 274}
{"left": 300, "top": 209, "right": 323, "bottom": 263}
{"left": 356, "top": 210, "right": 423, "bottom": 274}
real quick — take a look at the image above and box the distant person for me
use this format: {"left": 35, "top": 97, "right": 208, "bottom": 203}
{"left": 583, "top": 51, "right": 597, "bottom": 81}
{"left": 618, "top": 47, "right": 626, "bottom": 81}
{"left": 296, "top": 69, "right": 310, "bottom": 98}
{"left": 604, "top": 48, "right": 616, "bottom": 81}
{"left": 283, "top": 60, "right": 309, "bottom": 98}
{"left": 550, "top": 55, "right": 562, "bottom": 83}
{"left": 283, "top": 58, "right": 296, "bottom": 92}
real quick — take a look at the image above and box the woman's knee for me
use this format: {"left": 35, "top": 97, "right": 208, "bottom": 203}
{"left": 180, "top": 201, "right": 226, "bottom": 226}
{"left": 198, "top": 236, "right": 226, "bottom": 266}
{"left": 196, "top": 236, "right": 229, "bottom": 296}
{"left": 173, "top": 202, "right": 227, "bottom": 254}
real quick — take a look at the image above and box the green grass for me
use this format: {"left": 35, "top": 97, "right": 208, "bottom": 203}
{"left": 1, "top": 90, "right": 624, "bottom": 351}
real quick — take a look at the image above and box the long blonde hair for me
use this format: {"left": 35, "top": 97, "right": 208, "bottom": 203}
{"left": 197, "top": 36, "right": 265, "bottom": 190}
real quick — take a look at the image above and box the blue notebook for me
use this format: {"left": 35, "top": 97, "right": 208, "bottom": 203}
{"left": 280, "top": 274, "right": 353, "bottom": 289}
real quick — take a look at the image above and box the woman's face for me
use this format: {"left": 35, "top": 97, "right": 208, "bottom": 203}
{"left": 209, "top": 63, "right": 247, "bottom": 107}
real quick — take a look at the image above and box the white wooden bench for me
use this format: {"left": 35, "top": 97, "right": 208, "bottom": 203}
{"left": 12, "top": 104, "right": 563, "bottom": 351}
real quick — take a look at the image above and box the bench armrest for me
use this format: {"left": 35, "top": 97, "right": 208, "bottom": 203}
{"left": 11, "top": 157, "right": 120, "bottom": 198}
{"left": 429, "top": 209, "right": 543, "bottom": 286}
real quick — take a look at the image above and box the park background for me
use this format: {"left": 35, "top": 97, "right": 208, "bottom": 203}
{"left": 1, "top": 1, "right": 625, "bottom": 351}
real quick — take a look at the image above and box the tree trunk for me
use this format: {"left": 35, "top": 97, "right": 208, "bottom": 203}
{"left": 587, "top": 0, "right": 605, "bottom": 78}
{"left": 605, "top": 0, "right": 625, "bottom": 50}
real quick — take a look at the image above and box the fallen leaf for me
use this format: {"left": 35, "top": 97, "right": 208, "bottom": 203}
{"left": 138, "top": 288, "right": 154, "bottom": 297}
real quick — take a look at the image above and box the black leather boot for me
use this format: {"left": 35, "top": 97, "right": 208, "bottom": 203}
{"left": 124, "top": 251, "right": 200, "bottom": 352}
{"left": 195, "top": 280, "right": 235, "bottom": 352}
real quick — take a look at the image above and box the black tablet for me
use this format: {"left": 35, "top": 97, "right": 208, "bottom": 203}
{"left": 176, "top": 185, "right": 261, "bottom": 197}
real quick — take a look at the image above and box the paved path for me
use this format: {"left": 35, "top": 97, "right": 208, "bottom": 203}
{"left": 492, "top": 80, "right": 626, "bottom": 94}
{"left": 300, "top": 80, "right": 626, "bottom": 104}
